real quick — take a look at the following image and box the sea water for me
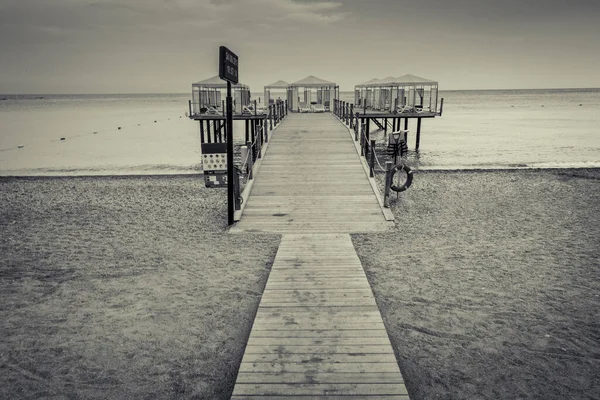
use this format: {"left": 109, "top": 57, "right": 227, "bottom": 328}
{"left": 0, "top": 89, "right": 598, "bottom": 176}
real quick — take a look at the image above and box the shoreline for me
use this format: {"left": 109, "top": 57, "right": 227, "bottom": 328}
{"left": 1, "top": 165, "right": 599, "bottom": 179}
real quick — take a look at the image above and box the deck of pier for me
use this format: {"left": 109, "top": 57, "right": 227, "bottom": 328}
{"left": 230, "top": 113, "right": 409, "bottom": 398}
{"left": 230, "top": 113, "right": 390, "bottom": 234}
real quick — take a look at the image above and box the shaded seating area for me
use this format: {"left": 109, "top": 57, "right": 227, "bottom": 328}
{"left": 287, "top": 75, "right": 338, "bottom": 113}
{"left": 263, "top": 80, "right": 289, "bottom": 107}
{"left": 355, "top": 74, "right": 439, "bottom": 114}
{"left": 191, "top": 76, "right": 251, "bottom": 116}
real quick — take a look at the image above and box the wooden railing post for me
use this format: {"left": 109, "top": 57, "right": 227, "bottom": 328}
{"left": 350, "top": 104, "right": 354, "bottom": 128}
{"left": 264, "top": 116, "right": 269, "bottom": 143}
{"left": 246, "top": 141, "right": 253, "bottom": 180}
{"left": 360, "top": 123, "right": 365, "bottom": 156}
{"left": 257, "top": 122, "right": 262, "bottom": 159}
{"left": 269, "top": 105, "right": 273, "bottom": 130}
{"left": 234, "top": 168, "right": 241, "bottom": 210}
{"left": 370, "top": 139, "right": 376, "bottom": 177}
{"left": 384, "top": 161, "right": 393, "bottom": 208}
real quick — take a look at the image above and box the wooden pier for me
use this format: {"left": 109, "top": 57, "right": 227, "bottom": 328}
{"left": 230, "top": 113, "right": 411, "bottom": 398}
{"left": 230, "top": 113, "right": 391, "bottom": 234}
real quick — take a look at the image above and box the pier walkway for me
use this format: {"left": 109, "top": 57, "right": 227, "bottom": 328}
{"left": 230, "top": 113, "right": 389, "bottom": 234}
{"left": 230, "top": 113, "right": 409, "bottom": 398}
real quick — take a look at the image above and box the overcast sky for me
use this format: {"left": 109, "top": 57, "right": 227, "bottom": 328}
{"left": 1, "top": 0, "right": 599, "bottom": 93}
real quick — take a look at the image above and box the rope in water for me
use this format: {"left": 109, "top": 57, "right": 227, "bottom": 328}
{"left": 11, "top": 115, "right": 186, "bottom": 149}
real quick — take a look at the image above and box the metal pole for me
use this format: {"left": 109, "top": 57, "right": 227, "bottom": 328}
{"left": 226, "top": 81, "right": 234, "bottom": 225}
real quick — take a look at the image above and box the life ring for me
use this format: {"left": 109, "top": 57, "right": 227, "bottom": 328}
{"left": 390, "top": 164, "right": 413, "bottom": 192}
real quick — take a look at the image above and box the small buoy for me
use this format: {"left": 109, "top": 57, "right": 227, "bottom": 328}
{"left": 60, "top": 137, "right": 65, "bottom": 141}
{"left": 17, "top": 145, "right": 24, "bottom": 148}
{"left": 118, "top": 127, "right": 121, "bottom": 130}
{"left": 579, "top": 104, "right": 583, "bottom": 106}
{"left": 93, "top": 131, "right": 98, "bottom": 134}
{"left": 138, "top": 124, "right": 141, "bottom": 126}
{"left": 154, "top": 120, "right": 157, "bottom": 123}
{"left": 541, "top": 105, "right": 544, "bottom": 107}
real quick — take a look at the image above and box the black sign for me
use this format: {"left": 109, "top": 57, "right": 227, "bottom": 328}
{"left": 219, "top": 46, "right": 238, "bottom": 84}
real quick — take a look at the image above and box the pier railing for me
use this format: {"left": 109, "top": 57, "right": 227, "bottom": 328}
{"left": 333, "top": 98, "right": 412, "bottom": 209}
{"left": 232, "top": 101, "right": 287, "bottom": 220}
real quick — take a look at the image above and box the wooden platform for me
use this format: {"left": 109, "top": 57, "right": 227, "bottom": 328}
{"left": 232, "top": 234, "right": 409, "bottom": 399}
{"left": 230, "top": 113, "right": 392, "bottom": 234}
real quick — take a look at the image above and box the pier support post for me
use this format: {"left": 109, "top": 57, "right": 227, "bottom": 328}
{"left": 199, "top": 121, "right": 205, "bottom": 144}
{"left": 416, "top": 117, "right": 422, "bottom": 151}
{"left": 206, "top": 119, "right": 212, "bottom": 143}
{"left": 404, "top": 118, "right": 408, "bottom": 142}
{"left": 269, "top": 106, "right": 273, "bottom": 130}
{"left": 350, "top": 104, "right": 354, "bottom": 128}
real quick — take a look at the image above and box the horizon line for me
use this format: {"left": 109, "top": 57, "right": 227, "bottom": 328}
{"left": 2, "top": 87, "right": 599, "bottom": 96}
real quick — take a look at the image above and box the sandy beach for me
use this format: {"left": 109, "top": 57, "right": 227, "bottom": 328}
{"left": 354, "top": 168, "right": 600, "bottom": 399}
{"left": 0, "top": 175, "right": 280, "bottom": 399}
{"left": 1, "top": 169, "right": 599, "bottom": 399}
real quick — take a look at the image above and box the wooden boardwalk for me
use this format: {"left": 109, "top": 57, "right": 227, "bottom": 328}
{"left": 230, "top": 113, "right": 409, "bottom": 398}
{"left": 232, "top": 234, "right": 409, "bottom": 399}
{"left": 230, "top": 113, "right": 391, "bottom": 234}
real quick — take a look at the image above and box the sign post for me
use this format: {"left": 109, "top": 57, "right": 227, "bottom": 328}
{"left": 219, "top": 46, "right": 238, "bottom": 225}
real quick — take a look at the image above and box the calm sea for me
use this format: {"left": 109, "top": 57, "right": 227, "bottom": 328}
{"left": 0, "top": 89, "right": 599, "bottom": 176}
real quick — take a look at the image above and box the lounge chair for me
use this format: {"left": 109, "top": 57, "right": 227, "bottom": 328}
{"left": 205, "top": 106, "right": 222, "bottom": 115}
{"left": 397, "top": 105, "right": 423, "bottom": 114}
{"left": 313, "top": 104, "right": 325, "bottom": 113}
{"left": 298, "top": 102, "right": 312, "bottom": 113}
{"left": 243, "top": 104, "right": 267, "bottom": 115}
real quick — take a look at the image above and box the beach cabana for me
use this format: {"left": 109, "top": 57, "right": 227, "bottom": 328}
{"left": 264, "top": 80, "right": 289, "bottom": 107}
{"left": 287, "top": 76, "right": 338, "bottom": 112}
{"left": 354, "top": 74, "right": 439, "bottom": 113}
{"left": 191, "top": 75, "right": 251, "bottom": 116}
{"left": 355, "top": 78, "right": 382, "bottom": 108}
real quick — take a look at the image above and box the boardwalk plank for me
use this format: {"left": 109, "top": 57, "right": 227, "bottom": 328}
{"left": 232, "top": 382, "right": 409, "bottom": 396}
{"left": 235, "top": 372, "right": 403, "bottom": 384}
